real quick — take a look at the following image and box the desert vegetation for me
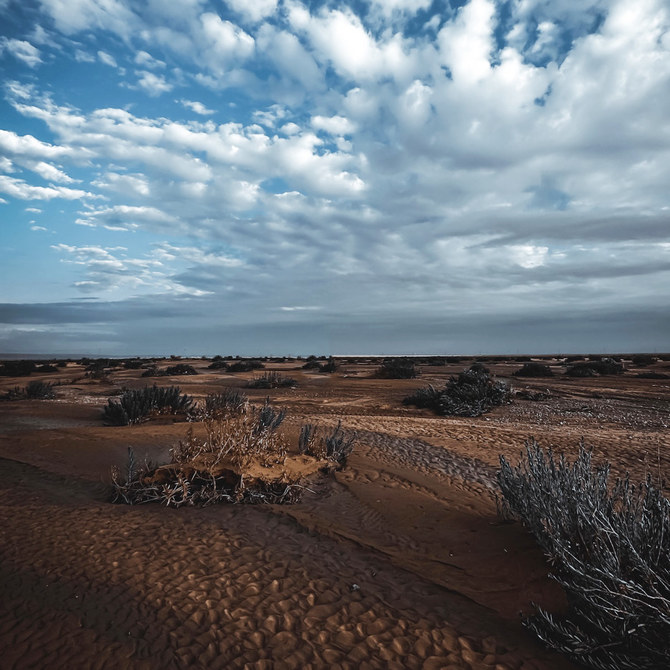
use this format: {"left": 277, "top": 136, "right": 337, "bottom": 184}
{"left": 102, "top": 385, "right": 194, "bottom": 425}
{"left": 404, "top": 365, "right": 510, "bottom": 417}
{"left": 498, "top": 442, "right": 670, "bottom": 669}
{"left": 2, "top": 380, "right": 56, "bottom": 400}
{"left": 111, "top": 398, "right": 353, "bottom": 506}
{"left": 565, "top": 357, "right": 624, "bottom": 377}
{"left": 247, "top": 371, "right": 296, "bottom": 389}
{"left": 375, "top": 357, "right": 420, "bottom": 379}
{"left": 513, "top": 362, "right": 554, "bottom": 377}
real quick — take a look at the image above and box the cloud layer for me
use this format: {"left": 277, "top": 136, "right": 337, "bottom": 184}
{"left": 0, "top": 0, "right": 669, "bottom": 354}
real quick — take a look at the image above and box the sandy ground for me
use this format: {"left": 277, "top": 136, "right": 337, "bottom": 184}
{"left": 1, "top": 356, "right": 668, "bottom": 669}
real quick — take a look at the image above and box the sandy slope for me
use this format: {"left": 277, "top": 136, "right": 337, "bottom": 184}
{"left": 1, "top": 357, "right": 668, "bottom": 669}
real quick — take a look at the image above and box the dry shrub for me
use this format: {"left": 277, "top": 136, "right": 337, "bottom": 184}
{"left": 298, "top": 421, "right": 354, "bottom": 466}
{"left": 498, "top": 441, "right": 670, "bottom": 669}
{"left": 376, "top": 358, "right": 420, "bottom": 379}
{"left": 404, "top": 366, "right": 510, "bottom": 417}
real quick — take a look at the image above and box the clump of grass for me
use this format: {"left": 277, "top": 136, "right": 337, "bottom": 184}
{"left": 498, "top": 441, "right": 670, "bottom": 670}
{"left": 102, "top": 385, "right": 194, "bottom": 426}
{"left": 514, "top": 362, "right": 554, "bottom": 377}
{"left": 404, "top": 366, "right": 510, "bottom": 417}
{"left": 298, "top": 421, "right": 355, "bottom": 467}
{"left": 247, "top": 371, "right": 296, "bottom": 388}
{"left": 375, "top": 357, "right": 420, "bottom": 379}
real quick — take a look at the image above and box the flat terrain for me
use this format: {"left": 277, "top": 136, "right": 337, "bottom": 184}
{"left": 1, "top": 356, "right": 668, "bottom": 669}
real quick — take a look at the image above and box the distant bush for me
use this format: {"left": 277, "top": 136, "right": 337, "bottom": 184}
{"left": 404, "top": 366, "right": 510, "bottom": 417}
{"left": 36, "top": 364, "right": 58, "bottom": 374}
{"left": 375, "top": 358, "right": 420, "bottom": 379}
{"left": 228, "top": 360, "right": 265, "bottom": 373}
{"left": 247, "top": 371, "right": 296, "bottom": 389}
{"left": 320, "top": 357, "right": 339, "bottom": 373}
{"left": 513, "top": 362, "right": 554, "bottom": 378}
{"left": 302, "top": 360, "right": 322, "bottom": 370}
{"left": 631, "top": 354, "right": 656, "bottom": 367}
{"left": 141, "top": 366, "right": 158, "bottom": 377}
{"left": 498, "top": 441, "right": 670, "bottom": 670}
{"left": 0, "top": 360, "right": 37, "bottom": 377}
{"left": 163, "top": 363, "right": 198, "bottom": 376}
{"left": 102, "top": 385, "right": 194, "bottom": 426}
{"left": 566, "top": 358, "right": 624, "bottom": 377}
{"left": 514, "top": 356, "right": 532, "bottom": 362}
{"left": 207, "top": 360, "right": 229, "bottom": 370}
{"left": 636, "top": 372, "right": 670, "bottom": 379}
{"left": 123, "top": 359, "right": 144, "bottom": 369}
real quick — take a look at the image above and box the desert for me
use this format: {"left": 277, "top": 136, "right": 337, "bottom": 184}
{"left": 0, "top": 354, "right": 668, "bottom": 669}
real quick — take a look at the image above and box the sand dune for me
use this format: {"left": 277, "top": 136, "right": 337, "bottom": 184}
{"left": 1, "top": 357, "right": 667, "bottom": 668}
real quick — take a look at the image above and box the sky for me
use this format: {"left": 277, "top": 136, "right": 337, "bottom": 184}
{"left": 0, "top": 0, "right": 669, "bottom": 356}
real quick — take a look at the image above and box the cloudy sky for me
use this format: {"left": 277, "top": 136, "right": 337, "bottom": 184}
{"left": 1, "top": 0, "right": 669, "bottom": 356}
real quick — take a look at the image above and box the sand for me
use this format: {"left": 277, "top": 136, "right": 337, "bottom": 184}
{"left": 1, "top": 356, "right": 668, "bottom": 669}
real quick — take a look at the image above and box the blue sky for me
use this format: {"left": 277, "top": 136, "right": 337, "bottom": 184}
{"left": 1, "top": 0, "right": 669, "bottom": 356}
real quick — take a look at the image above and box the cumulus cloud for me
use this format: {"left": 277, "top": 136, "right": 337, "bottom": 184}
{"left": 1, "top": 0, "right": 669, "bottom": 353}
{"left": 1, "top": 38, "right": 42, "bottom": 67}
{"left": 178, "top": 99, "right": 215, "bottom": 115}
{"left": 135, "top": 70, "right": 172, "bottom": 95}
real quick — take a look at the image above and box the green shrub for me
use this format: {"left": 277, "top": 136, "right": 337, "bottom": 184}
{"left": 566, "top": 358, "right": 624, "bottom": 377}
{"left": 514, "top": 362, "right": 554, "bottom": 377}
{"left": 102, "top": 385, "right": 194, "bottom": 425}
{"left": 404, "top": 366, "right": 510, "bottom": 417}
{"left": 247, "top": 371, "right": 296, "bottom": 388}
{"left": 375, "top": 357, "right": 420, "bottom": 379}
{"left": 498, "top": 441, "right": 670, "bottom": 669}
{"left": 25, "top": 380, "right": 56, "bottom": 399}
{"left": 163, "top": 363, "right": 198, "bottom": 376}
{"left": 0, "top": 360, "right": 37, "bottom": 377}
{"left": 204, "top": 389, "right": 248, "bottom": 416}
{"left": 228, "top": 360, "right": 265, "bottom": 372}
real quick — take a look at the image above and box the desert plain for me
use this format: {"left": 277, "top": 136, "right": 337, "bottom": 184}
{"left": 0, "top": 355, "right": 668, "bottom": 670}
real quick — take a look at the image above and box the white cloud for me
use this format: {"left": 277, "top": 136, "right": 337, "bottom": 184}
{"left": 1, "top": 38, "right": 42, "bottom": 67}
{"left": 134, "top": 50, "right": 165, "bottom": 69}
{"left": 179, "top": 99, "right": 215, "bottom": 115}
{"left": 37, "top": 0, "right": 137, "bottom": 37}
{"left": 135, "top": 70, "right": 173, "bottom": 96}
{"left": 311, "top": 115, "right": 356, "bottom": 135}
{"left": 97, "top": 50, "right": 117, "bottom": 67}
{"left": 226, "top": 0, "right": 277, "bottom": 23}
{"left": 0, "top": 175, "right": 95, "bottom": 200}
{"left": 199, "top": 12, "right": 255, "bottom": 72}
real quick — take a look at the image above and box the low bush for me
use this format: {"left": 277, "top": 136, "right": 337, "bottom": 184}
{"left": 228, "top": 360, "right": 265, "bottom": 373}
{"left": 513, "top": 362, "right": 554, "bottom": 378}
{"left": 375, "top": 358, "right": 420, "bottom": 379}
{"left": 631, "top": 354, "right": 656, "bottom": 367}
{"left": 404, "top": 366, "right": 510, "bottom": 417}
{"left": 123, "top": 359, "right": 144, "bottom": 369}
{"left": 498, "top": 441, "right": 670, "bottom": 669}
{"left": 102, "top": 385, "right": 194, "bottom": 426}
{"left": 207, "top": 360, "right": 229, "bottom": 370}
{"left": 247, "top": 372, "right": 296, "bottom": 388}
{"left": 163, "top": 363, "right": 198, "bottom": 376}
{"left": 25, "top": 380, "right": 56, "bottom": 399}
{"left": 0, "top": 360, "right": 37, "bottom": 377}
{"left": 566, "top": 358, "right": 624, "bottom": 377}
{"left": 2, "top": 381, "right": 56, "bottom": 400}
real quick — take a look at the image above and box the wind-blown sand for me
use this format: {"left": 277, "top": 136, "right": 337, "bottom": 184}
{"left": 1, "top": 357, "right": 668, "bottom": 668}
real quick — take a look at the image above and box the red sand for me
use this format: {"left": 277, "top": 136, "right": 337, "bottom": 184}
{"left": 1, "top": 357, "right": 668, "bottom": 668}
